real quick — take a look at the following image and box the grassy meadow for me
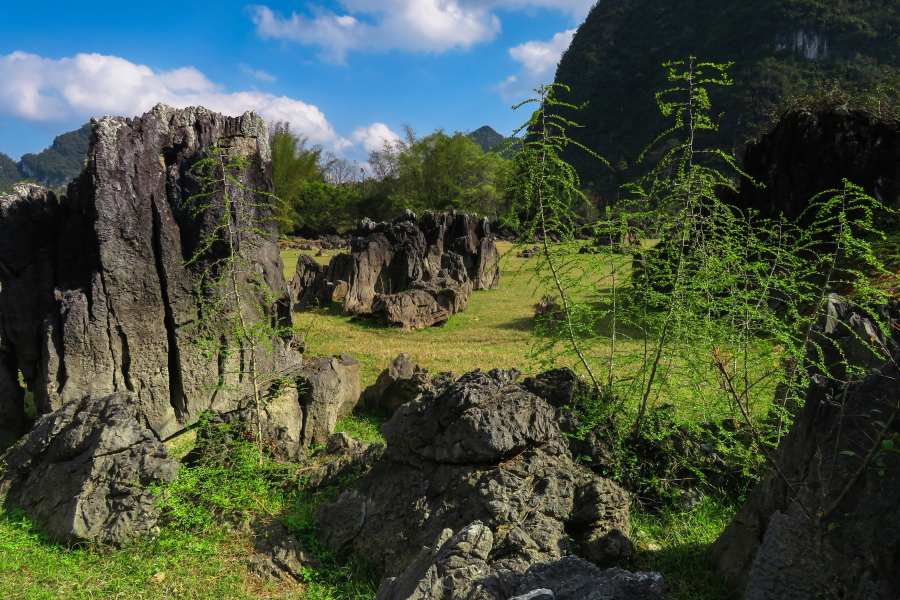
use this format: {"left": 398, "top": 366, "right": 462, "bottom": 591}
{"left": 284, "top": 242, "right": 566, "bottom": 386}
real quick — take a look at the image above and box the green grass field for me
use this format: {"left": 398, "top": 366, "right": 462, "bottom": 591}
{"left": 286, "top": 242, "right": 562, "bottom": 387}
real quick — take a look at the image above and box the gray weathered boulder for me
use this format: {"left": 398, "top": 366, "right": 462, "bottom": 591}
{"left": 374, "top": 522, "right": 673, "bottom": 600}
{"left": 360, "top": 353, "right": 450, "bottom": 414}
{"left": 0, "top": 105, "right": 302, "bottom": 441}
{"left": 709, "top": 299, "right": 900, "bottom": 599}
{"left": 0, "top": 391, "right": 179, "bottom": 544}
{"left": 290, "top": 211, "right": 500, "bottom": 330}
{"left": 382, "top": 369, "right": 558, "bottom": 465}
{"left": 298, "top": 354, "right": 361, "bottom": 449}
{"left": 371, "top": 273, "right": 473, "bottom": 331}
{"left": 201, "top": 353, "right": 362, "bottom": 457}
{"left": 316, "top": 369, "right": 632, "bottom": 579}
{"left": 248, "top": 518, "right": 322, "bottom": 582}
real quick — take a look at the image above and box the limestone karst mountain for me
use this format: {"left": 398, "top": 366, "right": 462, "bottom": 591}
{"left": 553, "top": 0, "right": 900, "bottom": 198}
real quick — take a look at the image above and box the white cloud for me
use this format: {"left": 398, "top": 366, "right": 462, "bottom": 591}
{"left": 250, "top": 0, "right": 593, "bottom": 64}
{"left": 239, "top": 63, "right": 277, "bottom": 81}
{"left": 0, "top": 51, "right": 393, "bottom": 153}
{"left": 351, "top": 123, "right": 401, "bottom": 152}
{"left": 495, "top": 28, "right": 576, "bottom": 99}
{"left": 251, "top": 2, "right": 502, "bottom": 64}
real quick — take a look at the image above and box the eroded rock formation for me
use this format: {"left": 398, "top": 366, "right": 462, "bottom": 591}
{"left": 728, "top": 106, "right": 900, "bottom": 225}
{"left": 290, "top": 211, "right": 500, "bottom": 330}
{"left": 709, "top": 297, "right": 900, "bottom": 599}
{"left": 190, "top": 354, "right": 362, "bottom": 459}
{"left": 0, "top": 391, "right": 179, "bottom": 544}
{"left": 375, "top": 523, "right": 673, "bottom": 600}
{"left": 0, "top": 105, "right": 302, "bottom": 441}
{"left": 360, "top": 353, "right": 456, "bottom": 414}
{"left": 316, "top": 368, "right": 633, "bottom": 580}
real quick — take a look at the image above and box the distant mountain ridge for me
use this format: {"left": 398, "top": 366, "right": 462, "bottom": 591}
{"left": 468, "top": 126, "right": 506, "bottom": 153}
{"left": 2, "top": 122, "right": 91, "bottom": 191}
{"left": 467, "top": 125, "right": 520, "bottom": 157}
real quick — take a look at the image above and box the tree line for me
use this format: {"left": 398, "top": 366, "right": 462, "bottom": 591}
{"left": 271, "top": 120, "right": 519, "bottom": 235}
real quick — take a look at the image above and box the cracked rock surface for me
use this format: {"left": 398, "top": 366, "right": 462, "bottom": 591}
{"left": 373, "top": 522, "right": 674, "bottom": 600}
{"left": 316, "top": 369, "right": 633, "bottom": 579}
{"left": 0, "top": 105, "right": 301, "bottom": 441}
{"left": 0, "top": 391, "right": 179, "bottom": 544}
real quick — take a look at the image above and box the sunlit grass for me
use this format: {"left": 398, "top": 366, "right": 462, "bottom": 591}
{"left": 288, "top": 242, "right": 577, "bottom": 387}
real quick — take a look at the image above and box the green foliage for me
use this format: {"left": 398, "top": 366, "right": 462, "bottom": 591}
{"left": 334, "top": 407, "right": 390, "bottom": 445}
{"left": 366, "top": 127, "right": 512, "bottom": 220}
{"left": 295, "top": 180, "right": 360, "bottom": 233}
{"left": 0, "top": 153, "right": 22, "bottom": 191}
{"left": 553, "top": 0, "right": 900, "bottom": 198}
{"left": 182, "top": 139, "right": 295, "bottom": 457}
{"left": 514, "top": 60, "right": 892, "bottom": 506}
{"left": 627, "top": 496, "right": 738, "bottom": 600}
{"left": 270, "top": 120, "right": 326, "bottom": 234}
{"left": 155, "top": 419, "right": 290, "bottom": 530}
{"left": 18, "top": 123, "right": 90, "bottom": 186}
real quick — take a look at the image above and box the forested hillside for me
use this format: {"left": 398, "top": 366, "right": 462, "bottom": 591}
{"left": 554, "top": 0, "right": 900, "bottom": 198}
{"left": 468, "top": 125, "right": 505, "bottom": 153}
{"left": 18, "top": 123, "right": 91, "bottom": 186}
{"left": 1, "top": 122, "right": 91, "bottom": 191}
{"left": 0, "top": 153, "right": 20, "bottom": 190}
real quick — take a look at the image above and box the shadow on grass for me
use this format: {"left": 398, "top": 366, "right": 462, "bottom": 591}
{"left": 491, "top": 316, "right": 536, "bottom": 331}
{"left": 0, "top": 507, "right": 67, "bottom": 549}
{"left": 625, "top": 541, "right": 736, "bottom": 600}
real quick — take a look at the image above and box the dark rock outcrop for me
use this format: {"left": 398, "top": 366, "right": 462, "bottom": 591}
{"left": 290, "top": 211, "right": 500, "bottom": 330}
{"left": 729, "top": 106, "right": 900, "bottom": 225}
{"left": 374, "top": 522, "right": 673, "bottom": 600}
{"left": 304, "top": 432, "right": 385, "bottom": 490}
{"left": 297, "top": 354, "right": 362, "bottom": 449}
{"left": 316, "top": 368, "right": 632, "bottom": 579}
{"left": 0, "top": 105, "right": 302, "bottom": 441}
{"left": 709, "top": 298, "right": 900, "bottom": 599}
{"left": 0, "top": 391, "right": 179, "bottom": 544}
{"left": 360, "top": 353, "right": 456, "bottom": 414}
{"left": 195, "top": 353, "right": 362, "bottom": 458}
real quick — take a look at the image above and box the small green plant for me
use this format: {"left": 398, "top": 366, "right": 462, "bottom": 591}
{"left": 154, "top": 417, "right": 290, "bottom": 530}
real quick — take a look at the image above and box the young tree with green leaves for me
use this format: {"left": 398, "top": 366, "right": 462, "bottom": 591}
{"left": 509, "top": 59, "right": 892, "bottom": 512}
{"left": 183, "top": 137, "right": 295, "bottom": 462}
{"left": 270, "top": 120, "right": 325, "bottom": 234}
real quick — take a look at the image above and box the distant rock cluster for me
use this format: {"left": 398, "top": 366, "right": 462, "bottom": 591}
{"left": 290, "top": 210, "right": 500, "bottom": 331}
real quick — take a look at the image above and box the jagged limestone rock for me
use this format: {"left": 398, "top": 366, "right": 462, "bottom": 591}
{"left": 0, "top": 105, "right": 302, "bottom": 440}
{"left": 317, "top": 369, "right": 632, "bottom": 578}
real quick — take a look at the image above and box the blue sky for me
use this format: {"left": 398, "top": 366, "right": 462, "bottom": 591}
{"left": 0, "top": 0, "right": 594, "bottom": 162}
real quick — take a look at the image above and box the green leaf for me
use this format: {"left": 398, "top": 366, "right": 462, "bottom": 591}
{"left": 882, "top": 439, "right": 895, "bottom": 452}
{"left": 840, "top": 450, "right": 856, "bottom": 456}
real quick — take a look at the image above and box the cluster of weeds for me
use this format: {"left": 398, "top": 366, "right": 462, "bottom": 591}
{"left": 154, "top": 417, "right": 293, "bottom": 531}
